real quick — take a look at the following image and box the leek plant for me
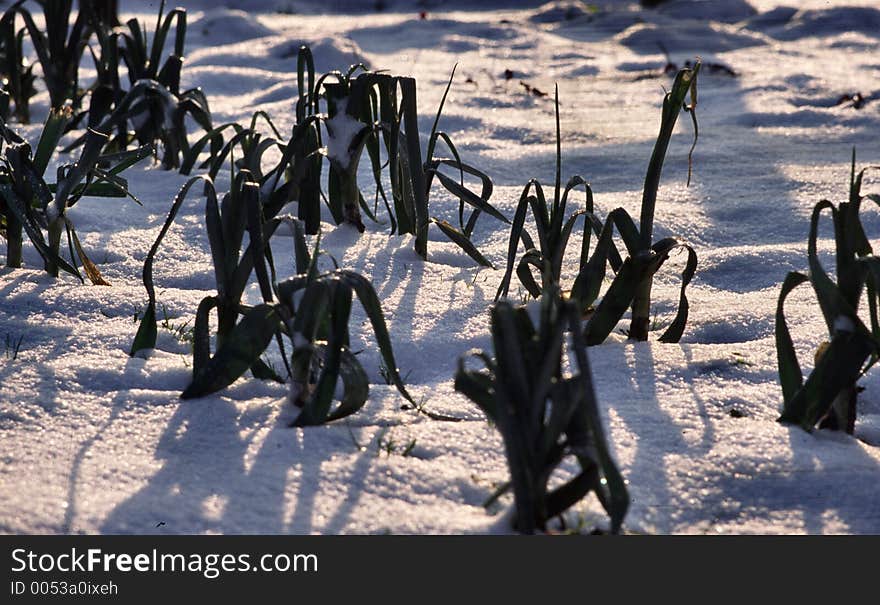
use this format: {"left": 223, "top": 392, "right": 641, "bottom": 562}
{"left": 628, "top": 63, "right": 700, "bottom": 340}
{"left": 83, "top": 24, "right": 125, "bottom": 141}
{"left": 776, "top": 152, "right": 880, "bottom": 433}
{"left": 132, "top": 171, "right": 414, "bottom": 426}
{"left": 455, "top": 287, "right": 629, "bottom": 534}
{"left": 100, "top": 78, "right": 212, "bottom": 170}
{"left": 186, "top": 47, "right": 506, "bottom": 266}
{"left": 325, "top": 65, "right": 508, "bottom": 266}
{"left": 0, "top": 90, "right": 152, "bottom": 281}
{"left": 69, "top": 0, "right": 211, "bottom": 169}
{"left": 118, "top": 0, "right": 187, "bottom": 94}
{"left": 180, "top": 111, "right": 284, "bottom": 185}
{"left": 3, "top": 0, "right": 93, "bottom": 111}
{"left": 111, "top": 0, "right": 210, "bottom": 169}
{"left": 496, "top": 63, "right": 700, "bottom": 344}
{"left": 130, "top": 172, "right": 279, "bottom": 360}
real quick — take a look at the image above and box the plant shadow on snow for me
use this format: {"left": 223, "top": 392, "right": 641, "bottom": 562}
{"left": 683, "top": 320, "right": 770, "bottom": 345}
{"left": 705, "top": 428, "right": 880, "bottom": 533}
{"left": 313, "top": 227, "right": 494, "bottom": 385}
{"left": 98, "top": 397, "right": 285, "bottom": 533}
{"left": 0, "top": 345, "right": 69, "bottom": 419}
{"left": 60, "top": 355, "right": 168, "bottom": 534}
{"left": 697, "top": 250, "right": 805, "bottom": 294}
{"left": 97, "top": 392, "right": 393, "bottom": 533}
{"left": 0, "top": 274, "right": 76, "bottom": 417}
{"left": 595, "top": 342, "right": 880, "bottom": 533}
{"left": 593, "top": 343, "right": 711, "bottom": 530}
{"left": 285, "top": 426, "right": 377, "bottom": 534}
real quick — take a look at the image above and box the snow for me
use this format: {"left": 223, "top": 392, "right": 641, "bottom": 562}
{"left": 1, "top": 0, "right": 880, "bottom": 535}
{"left": 324, "top": 98, "right": 365, "bottom": 168}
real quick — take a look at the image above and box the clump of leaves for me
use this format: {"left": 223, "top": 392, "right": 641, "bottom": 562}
{"left": 180, "top": 110, "right": 283, "bottom": 185}
{"left": 3, "top": 0, "right": 93, "bottom": 111}
{"left": 0, "top": 89, "right": 152, "bottom": 281}
{"left": 455, "top": 287, "right": 629, "bottom": 534}
{"left": 273, "top": 241, "right": 414, "bottom": 426}
{"left": 70, "top": 0, "right": 212, "bottom": 170}
{"left": 495, "top": 86, "right": 605, "bottom": 310}
{"left": 496, "top": 62, "right": 700, "bottom": 345}
{"left": 132, "top": 171, "right": 415, "bottom": 426}
{"left": 131, "top": 172, "right": 280, "bottom": 360}
{"left": 187, "top": 47, "right": 506, "bottom": 266}
{"left": 118, "top": 0, "right": 186, "bottom": 90}
{"left": 776, "top": 151, "right": 880, "bottom": 433}
{"left": 325, "top": 63, "right": 509, "bottom": 266}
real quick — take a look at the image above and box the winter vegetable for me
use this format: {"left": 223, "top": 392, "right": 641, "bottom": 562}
{"left": 776, "top": 151, "right": 880, "bottom": 433}
{"left": 326, "top": 64, "right": 508, "bottom": 266}
{"left": 68, "top": 0, "right": 212, "bottom": 169}
{"left": 132, "top": 171, "right": 414, "bottom": 426}
{"left": 0, "top": 90, "right": 152, "bottom": 281}
{"left": 118, "top": 0, "right": 187, "bottom": 93}
{"left": 455, "top": 288, "right": 629, "bottom": 534}
{"left": 628, "top": 62, "right": 700, "bottom": 341}
{"left": 2, "top": 0, "right": 93, "bottom": 111}
{"left": 496, "top": 63, "right": 700, "bottom": 345}
{"left": 186, "top": 47, "right": 506, "bottom": 265}
{"left": 79, "top": 1, "right": 120, "bottom": 28}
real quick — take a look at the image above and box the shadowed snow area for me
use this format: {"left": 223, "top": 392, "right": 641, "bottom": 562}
{"left": 1, "top": 0, "right": 880, "bottom": 534}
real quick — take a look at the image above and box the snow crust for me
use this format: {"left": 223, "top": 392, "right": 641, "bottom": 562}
{"left": 1, "top": 0, "right": 880, "bottom": 534}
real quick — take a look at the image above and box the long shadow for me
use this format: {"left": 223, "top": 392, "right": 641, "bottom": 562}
{"left": 321, "top": 440, "right": 376, "bottom": 533}
{"left": 100, "top": 397, "right": 258, "bottom": 533}
{"left": 592, "top": 342, "right": 687, "bottom": 532}
{"left": 61, "top": 356, "right": 146, "bottom": 533}
{"left": 0, "top": 330, "right": 67, "bottom": 418}
{"left": 689, "top": 427, "right": 880, "bottom": 533}
{"left": 785, "top": 426, "right": 880, "bottom": 533}
{"left": 0, "top": 271, "right": 76, "bottom": 418}
{"left": 318, "top": 218, "right": 492, "bottom": 385}
{"left": 285, "top": 421, "right": 377, "bottom": 533}
{"left": 95, "top": 359, "right": 398, "bottom": 534}
{"left": 0, "top": 268, "right": 55, "bottom": 301}
{"left": 284, "top": 428, "right": 320, "bottom": 534}
{"left": 674, "top": 345, "right": 717, "bottom": 455}
{"left": 0, "top": 271, "right": 164, "bottom": 532}
{"left": 594, "top": 340, "right": 880, "bottom": 533}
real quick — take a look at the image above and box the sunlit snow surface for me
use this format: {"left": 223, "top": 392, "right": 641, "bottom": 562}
{"left": 2, "top": 0, "right": 880, "bottom": 534}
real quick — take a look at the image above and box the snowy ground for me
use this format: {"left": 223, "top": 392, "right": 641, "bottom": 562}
{"left": 2, "top": 0, "right": 880, "bottom": 534}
